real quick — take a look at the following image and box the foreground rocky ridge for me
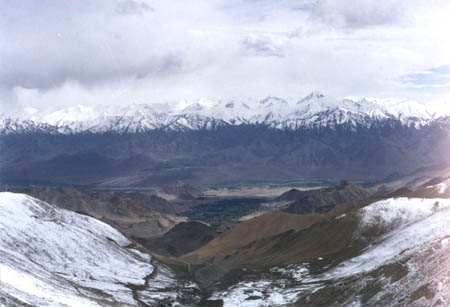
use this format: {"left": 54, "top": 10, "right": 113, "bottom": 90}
{"left": 6, "top": 187, "right": 185, "bottom": 243}
{"left": 186, "top": 196, "right": 450, "bottom": 306}
{"left": 0, "top": 192, "right": 201, "bottom": 306}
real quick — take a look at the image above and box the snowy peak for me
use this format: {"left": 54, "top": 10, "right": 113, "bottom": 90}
{"left": 1, "top": 93, "right": 449, "bottom": 134}
{"left": 259, "top": 95, "right": 288, "bottom": 106}
{"left": 297, "top": 91, "right": 326, "bottom": 103}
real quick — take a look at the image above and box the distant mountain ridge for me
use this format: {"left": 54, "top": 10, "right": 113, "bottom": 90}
{"left": 281, "top": 181, "right": 374, "bottom": 214}
{"left": 2, "top": 120, "right": 450, "bottom": 186}
{"left": 2, "top": 92, "right": 447, "bottom": 134}
{"left": 3, "top": 92, "right": 450, "bottom": 186}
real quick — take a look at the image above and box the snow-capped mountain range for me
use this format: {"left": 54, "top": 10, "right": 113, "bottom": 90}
{"left": 2, "top": 92, "right": 449, "bottom": 134}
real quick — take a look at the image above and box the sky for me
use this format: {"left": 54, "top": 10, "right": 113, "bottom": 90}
{"left": 1, "top": 0, "right": 450, "bottom": 110}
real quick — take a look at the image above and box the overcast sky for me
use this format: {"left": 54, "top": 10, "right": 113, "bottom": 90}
{"left": 1, "top": 0, "right": 450, "bottom": 110}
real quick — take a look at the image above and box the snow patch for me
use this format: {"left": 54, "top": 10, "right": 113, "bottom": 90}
{"left": 427, "top": 180, "right": 450, "bottom": 194}
{"left": 326, "top": 197, "right": 450, "bottom": 279}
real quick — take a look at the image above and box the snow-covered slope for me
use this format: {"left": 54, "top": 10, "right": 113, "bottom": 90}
{"left": 425, "top": 178, "right": 450, "bottom": 194}
{"left": 2, "top": 93, "right": 448, "bottom": 134}
{"left": 0, "top": 192, "right": 198, "bottom": 306}
{"left": 211, "top": 197, "right": 450, "bottom": 306}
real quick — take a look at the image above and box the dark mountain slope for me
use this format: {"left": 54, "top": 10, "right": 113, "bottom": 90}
{"left": 136, "top": 221, "right": 218, "bottom": 257}
{"left": 282, "top": 181, "right": 374, "bottom": 214}
{"left": 273, "top": 187, "right": 306, "bottom": 202}
{"left": 2, "top": 122, "right": 450, "bottom": 187}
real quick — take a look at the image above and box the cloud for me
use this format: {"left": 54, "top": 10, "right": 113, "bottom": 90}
{"left": 0, "top": 0, "right": 191, "bottom": 90}
{"left": 1, "top": 0, "right": 450, "bottom": 111}
{"left": 241, "top": 34, "right": 289, "bottom": 57}
{"left": 115, "top": 0, "right": 154, "bottom": 15}
{"left": 402, "top": 65, "right": 450, "bottom": 89}
{"left": 309, "top": 0, "right": 410, "bottom": 29}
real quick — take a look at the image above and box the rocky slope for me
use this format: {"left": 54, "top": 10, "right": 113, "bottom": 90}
{"left": 7, "top": 187, "right": 185, "bottom": 240}
{"left": 187, "top": 197, "right": 450, "bottom": 306}
{"left": 0, "top": 192, "right": 200, "bottom": 306}
{"left": 137, "top": 221, "right": 218, "bottom": 257}
{"left": 281, "top": 181, "right": 374, "bottom": 214}
{"left": 186, "top": 210, "right": 325, "bottom": 261}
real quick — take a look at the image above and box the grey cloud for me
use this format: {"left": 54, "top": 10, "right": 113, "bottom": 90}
{"left": 242, "top": 35, "right": 287, "bottom": 57}
{"left": 310, "top": 0, "right": 407, "bottom": 29}
{"left": 0, "top": 0, "right": 186, "bottom": 90}
{"left": 1, "top": 0, "right": 449, "bottom": 109}
{"left": 115, "top": 0, "right": 154, "bottom": 15}
{"left": 0, "top": 41, "right": 185, "bottom": 89}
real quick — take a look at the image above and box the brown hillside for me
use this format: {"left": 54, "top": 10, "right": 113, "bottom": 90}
{"left": 189, "top": 210, "right": 324, "bottom": 259}
{"left": 182, "top": 200, "right": 375, "bottom": 286}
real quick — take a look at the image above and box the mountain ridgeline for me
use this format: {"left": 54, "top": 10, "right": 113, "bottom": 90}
{"left": 280, "top": 181, "right": 374, "bottom": 214}
{"left": 2, "top": 94, "right": 450, "bottom": 186}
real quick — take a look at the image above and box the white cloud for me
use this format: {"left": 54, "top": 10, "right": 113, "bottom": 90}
{"left": 1, "top": 0, "right": 450, "bottom": 111}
